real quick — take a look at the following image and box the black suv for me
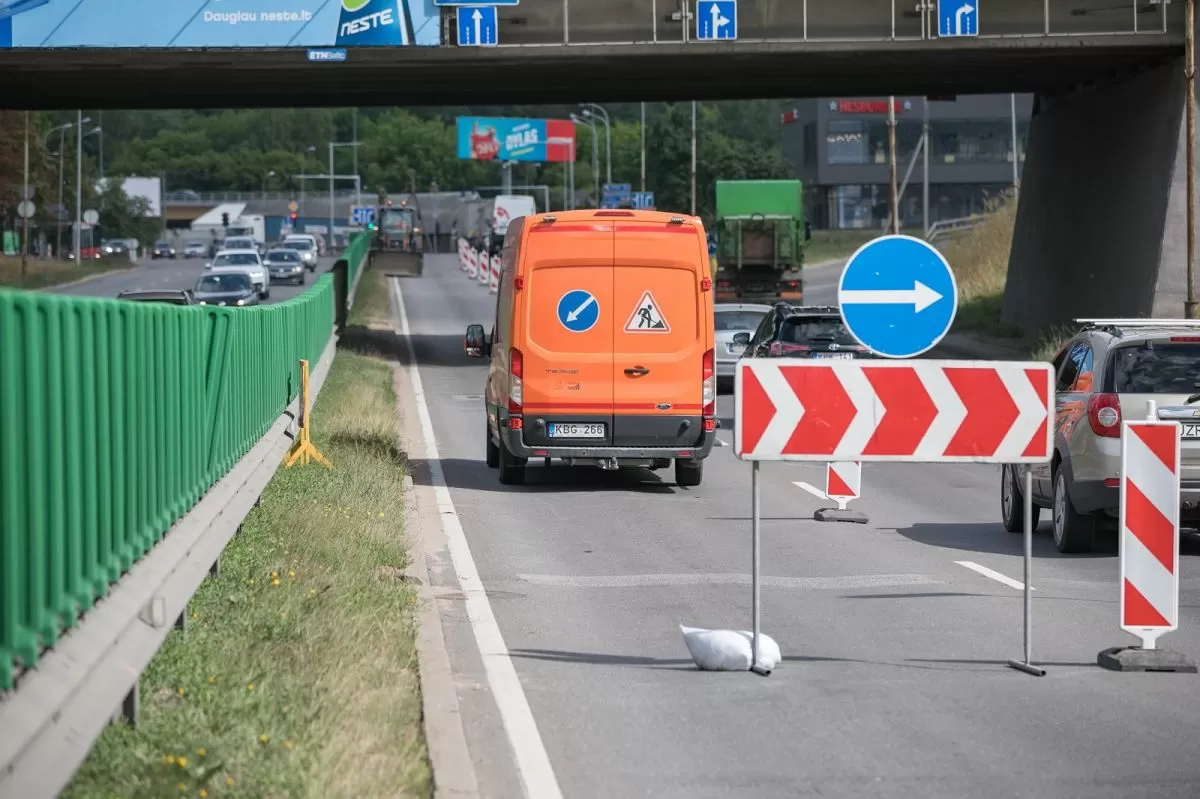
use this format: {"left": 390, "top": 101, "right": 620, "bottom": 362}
{"left": 743, "top": 304, "right": 872, "bottom": 360}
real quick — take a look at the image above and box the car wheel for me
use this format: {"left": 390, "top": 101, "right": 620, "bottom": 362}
{"left": 485, "top": 419, "right": 499, "bottom": 468}
{"left": 675, "top": 458, "right": 703, "bottom": 487}
{"left": 299, "top": 275, "right": 305, "bottom": 285}
{"left": 1052, "top": 466, "right": 1093, "bottom": 553}
{"left": 262, "top": 290, "right": 270, "bottom": 300}
{"left": 498, "top": 438, "right": 526, "bottom": 485}
{"left": 1001, "top": 464, "right": 1041, "bottom": 533}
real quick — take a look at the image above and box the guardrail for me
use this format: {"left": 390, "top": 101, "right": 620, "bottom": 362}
{"left": 165, "top": 190, "right": 361, "bottom": 204}
{"left": 925, "top": 215, "right": 988, "bottom": 243}
{"left": 0, "top": 232, "right": 370, "bottom": 692}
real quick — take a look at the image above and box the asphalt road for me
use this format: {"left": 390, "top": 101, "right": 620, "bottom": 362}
{"left": 397, "top": 254, "right": 1200, "bottom": 799}
{"left": 51, "top": 255, "right": 338, "bottom": 305}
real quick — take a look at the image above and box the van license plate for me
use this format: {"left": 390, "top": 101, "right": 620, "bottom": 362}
{"left": 1182, "top": 423, "right": 1200, "bottom": 439}
{"left": 548, "top": 423, "right": 606, "bottom": 438}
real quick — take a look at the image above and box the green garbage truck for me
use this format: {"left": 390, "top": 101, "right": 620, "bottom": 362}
{"left": 713, "top": 179, "right": 810, "bottom": 304}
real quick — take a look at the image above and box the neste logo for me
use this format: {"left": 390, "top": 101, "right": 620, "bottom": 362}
{"left": 342, "top": 0, "right": 371, "bottom": 10}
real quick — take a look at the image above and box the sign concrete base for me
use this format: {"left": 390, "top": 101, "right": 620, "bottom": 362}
{"left": 1097, "top": 646, "right": 1197, "bottom": 673}
{"left": 813, "top": 508, "right": 869, "bottom": 524}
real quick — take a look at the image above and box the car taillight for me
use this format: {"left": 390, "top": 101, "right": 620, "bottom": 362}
{"left": 1171, "top": 336, "right": 1200, "bottom": 342}
{"left": 509, "top": 348, "right": 523, "bottom": 415}
{"left": 768, "top": 342, "right": 810, "bottom": 356}
{"left": 717, "top": 279, "right": 732, "bottom": 288}
{"left": 1087, "top": 393, "right": 1122, "bottom": 438}
{"left": 702, "top": 348, "right": 715, "bottom": 416}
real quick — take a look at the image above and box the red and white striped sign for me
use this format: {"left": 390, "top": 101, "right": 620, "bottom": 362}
{"left": 489, "top": 255, "right": 501, "bottom": 292}
{"left": 466, "top": 249, "right": 479, "bottom": 279}
{"left": 459, "top": 239, "right": 469, "bottom": 270}
{"left": 735, "top": 359, "right": 1054, "bottom": 463}
{"left": 477, "top": 252, "right": 490, "bottom": 285}
{"left": 1120, "top": 421, "right": 1181, "bottom": 646}
{"left": 825, "top": 461, "right": 861, "bottom": 501}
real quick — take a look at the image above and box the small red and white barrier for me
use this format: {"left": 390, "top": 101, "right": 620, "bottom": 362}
{"left": 489, "top": 255, "right": 501, "bottom": 293}
{"left": 458, "top": 238, "right": 469, "bottom": 270}
{"left": 1120, "top": 413, "right": 1181, "bottom": 650}
{"left": 824, "top": 462, "right": 861, "bottom": 511}
{"left": 477, "top": 252, "right": 490, "bottom": 286}
{"left": 466, "top": 248, "right": 479, "bottom": 279}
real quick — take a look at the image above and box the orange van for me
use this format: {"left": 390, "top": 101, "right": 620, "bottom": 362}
{"left": 464, "top": 209, "right": 717, "bottom": 486}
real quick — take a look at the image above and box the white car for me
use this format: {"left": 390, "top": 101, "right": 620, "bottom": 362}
{"left": 281, "top": 235, "right": 319, "bottom": 271}
{"left": 206, "top": 249, "right": 270, "bottom": 299}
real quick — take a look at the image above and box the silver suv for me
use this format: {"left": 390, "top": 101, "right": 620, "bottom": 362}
{"left": 1001, "top": 318, "right": 1200, "bottom": 553}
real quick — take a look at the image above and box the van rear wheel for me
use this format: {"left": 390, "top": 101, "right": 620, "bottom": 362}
{"left": 675, "top": 458, "right": 703, "bottom": 487}
{"left": 485, "top": 420, "right": 499, "bottom": 468}
{"left": 498, "top": 439, "right": 526, "bottom": 486}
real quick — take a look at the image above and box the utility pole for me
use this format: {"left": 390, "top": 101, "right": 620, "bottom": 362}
{"left": 1186, "top": 0, "right": 1197, "bottom": 317}
{"left": 1010, "top": 93, "right": 1020, "bottom": 197}
{"left": 640, "top": 102, "right": 647, "bottom": 193}
{"left": 352, "top": 109, "right": 360, "bottom": 209}
{"left": 328, "top": 142, "right": 335, "bottom": 243}
{"left": 690, "top": 101, "right": 698, "bottom": 216}
{"left": 75, "top": 109, "right": 82, "bottom": 267}
{"left": 21, "top": 111, "right": 29, "bottom": 278}
{"left": 888, "top": 96, "right": 900, "bottom": 235}
{"left": 922, "top": 97, "right": 930, "bottom": 237}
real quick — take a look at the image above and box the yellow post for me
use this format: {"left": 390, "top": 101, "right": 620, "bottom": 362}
{"left": 285, "top": 359, "right": 333, "bottom": 470}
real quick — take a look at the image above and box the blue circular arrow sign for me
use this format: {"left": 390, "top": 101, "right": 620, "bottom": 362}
{"left": 837, "top": 235, "right": 958, "bottom": 359}
{"left": 557, "top": 289, "right": 600, "bottom": 333}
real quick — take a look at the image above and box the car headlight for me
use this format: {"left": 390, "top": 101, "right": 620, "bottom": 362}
{"left": 199, "top": 301, "right": 207, "bottom": 305}
{"left": 236, "top": 299, "right": 245, "bottom": 306}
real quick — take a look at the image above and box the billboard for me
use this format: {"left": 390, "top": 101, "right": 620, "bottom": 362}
{"left": 0, "top": 0, "right": 441, "bottom": 48}
{"left": 457, "top": 117, "right": 576, "bottom": 163}
{"left": 97, "top": 177, "right": 164, "bottom": 217}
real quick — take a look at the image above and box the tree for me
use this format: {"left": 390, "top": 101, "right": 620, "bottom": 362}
{"left": 96, "top": 180, "right": 159, "bottom": 246}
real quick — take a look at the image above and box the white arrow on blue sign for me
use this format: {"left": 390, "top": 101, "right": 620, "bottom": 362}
{"left": 837, "top": 235, "right": 958, "bottom": 359}
{"left": 557, "top": 289, "right": 600, "bottom": 333}
{"left": 697, "top": 0, "right": 737, "bottom": 41}
{"left": 938, "top": 0, "right": 978, "bottom": 37}
{"left": 457, "top": 6, "right": 498, "bottom": 46}
{"left": 350, "top": 206, "right": 375, "bottom": 226}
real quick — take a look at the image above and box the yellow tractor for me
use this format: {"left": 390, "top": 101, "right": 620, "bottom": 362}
{"left": 368, "top": 195, "right": 424, "bottom": 277}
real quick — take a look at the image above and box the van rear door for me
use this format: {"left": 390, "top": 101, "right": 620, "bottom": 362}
{"left": 519, "top": 219, "right": 616, "bottom": 447}
{"left": 612, "top": 219, "right": 707, "bottom": 448}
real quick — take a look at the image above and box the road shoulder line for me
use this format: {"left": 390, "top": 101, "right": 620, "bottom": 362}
{"left": 390, "top": 277, "right": 564, "bottom": 799}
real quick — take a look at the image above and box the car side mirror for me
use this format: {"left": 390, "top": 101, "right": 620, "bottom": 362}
{"left": 204, "top": 262, "right": 212, "bottom": 269}
{"left": 465, "top": 324, "right": 487, "bottom": 358}
{"left": 733, "top": 331, "right": 751, "bottom": 346}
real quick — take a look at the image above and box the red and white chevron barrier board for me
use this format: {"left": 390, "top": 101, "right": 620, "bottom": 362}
{"left": 734, "top": 359, "right": 1054, "bottom": 463}
{"left": 466, "top": 249, "right": 479, "bottom": 279}
{"left": 477, "top": 252, "right": 490, "bottom": 285}
{"left": 825, "top": 461, "right": 861, "bottom": 501}
{"left": 1120, "top": 421, "right": 1181, "bottom": 645}
{"left": 489, "top": 255, "right": 501, "bottom": 293}
{"left": 459, "top": 239, "right": 469, "bottom": 270}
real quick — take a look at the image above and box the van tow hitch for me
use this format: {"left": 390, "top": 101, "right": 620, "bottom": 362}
{"left": 598, "top": 457, "right": 619, "bottom": 471}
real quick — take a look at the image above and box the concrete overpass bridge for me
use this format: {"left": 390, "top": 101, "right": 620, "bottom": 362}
{"left": 0, "top": 0, "right": 1194, "bottom": 331}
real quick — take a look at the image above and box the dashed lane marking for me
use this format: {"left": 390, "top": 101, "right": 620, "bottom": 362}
{"left": 955, "top": 560, "right": 1032, "bottom": 591}
{"left": 517, "top": 573, "right": 941, "bottom": 589}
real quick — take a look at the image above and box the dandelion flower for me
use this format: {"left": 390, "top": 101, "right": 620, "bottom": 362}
{"left": 199, "top": 791, "right": 208, "bottom": 798}
{"left": 288, "top": 570, "right": 295, "bottom": 578}
{"left": 196, "top": 747, "right": 206, "bottom": 757}
{"left": 308, "top": 588, "right": 317, "bottom": 597}
{"left": 226, "top": 777, "right": 235, "bottom": 786}
{"left": 207, "top": 675, "right": 216, "bottom": 684}
{"left": 379, "top": 512, "right": 385, "bottom": 518}
{"left": 177, "top": 687, "right": 186, "bottom": 697}
{"left": 247, "top": 683, "right": 255, "bottom": 691}
{"left": 259, "top": 734, "right": 270, "bottom": 745}
{"left": 271, "top": 578, "right": 280, "bottom": 586}
{"left": 270, "top": 571, "right": 278, "bottom": 579}
{"left": 166, "top": 755, "right": 176, "bottom": 765}
{"left": 248, "top": 578, "right": 256, "bottom": 585}
{"left": 178, "top": 757, "right": 189, "bottom": 768}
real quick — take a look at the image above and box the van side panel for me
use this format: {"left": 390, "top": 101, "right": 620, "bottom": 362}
{"left": 517, "top": 222, "right": 616, "bottom": 448}
{"left": 611, "top": 223, "right": 709, "bottom": 449}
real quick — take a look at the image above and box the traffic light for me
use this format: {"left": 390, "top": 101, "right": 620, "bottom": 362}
{"left": 221, "top": 212, "right": 229, "bottom": 227}
{"left": 289, "top": 212, "right": 298, "bottom": 226}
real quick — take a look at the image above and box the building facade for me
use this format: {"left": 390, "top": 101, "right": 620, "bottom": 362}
{"left": 780, "top": 94, "right": 1033, "bottom": 231}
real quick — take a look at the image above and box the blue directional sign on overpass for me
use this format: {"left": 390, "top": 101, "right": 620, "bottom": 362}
{"left": 938, "top": 0, "right": 979, "bottom": 37}
{"left": 837, "top": 235, "right": 958, "bottom": 359}
{"left": 457, "top": 6, "right": 498, "bottom": 46}
{"left": 697, "top": 0, "right": 737, "bottom": 41}
{"left": 436, "top": 0, "right": 518, "bottom": 4}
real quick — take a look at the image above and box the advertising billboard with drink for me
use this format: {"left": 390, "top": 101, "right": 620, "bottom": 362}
{"left": 457, "top": 117, "right": 576, "bottom": 163}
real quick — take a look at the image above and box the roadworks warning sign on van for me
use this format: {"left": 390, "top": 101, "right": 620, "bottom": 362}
{"left": 624, "top": 290, "right": 671, "bottom": 333}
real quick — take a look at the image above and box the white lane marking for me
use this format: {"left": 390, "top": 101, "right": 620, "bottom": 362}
{"left": 518, "top": 573, "right": 940, "bottom": 589}
{"left": 954, "top": 560, "right": 1032, "bottom": 591}
{"left": 793, "top": 481, "right": 828, "bottom": 501}
{"left": 714, "top": 436, "right": 727, "bottom": 447}
{"left": 391, "top": 279, "right": 563, "bottom": 799}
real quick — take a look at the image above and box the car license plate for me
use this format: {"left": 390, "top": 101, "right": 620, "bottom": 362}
{"left": 1182, "top": 423, "right": 1200, "bottom": 439}
{"left": 548, "top": 423, "right": 606, "bottom": 438}
{"left": 813, "top": 352, "right": 854, "bottom": 360}
{"left": 726, "top": 343, "right": 746, "bottom": 355}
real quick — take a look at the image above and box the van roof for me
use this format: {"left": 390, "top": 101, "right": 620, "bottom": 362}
{"left": 527, "top": 209, "right": 701, "bottom": 226}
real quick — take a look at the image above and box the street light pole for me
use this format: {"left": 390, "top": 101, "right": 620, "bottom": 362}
{"left": 690, "top": 101, "right": 698, "bottom": 216}
{"left": 584, "top": 104, "right": 612, "bottom": 185}
{"left": 75, "top": 109, "right": 82, "bottom": 267}
{"left": 21, "top": 111, "right": 29, "bottom": 276}
{"left": 640, "top": 102, "right": 646, "bottom": 193}
{"left": 328, "top": 141, "right": 335, "bottom": 243}
{"left": 1186, "top": 0, "right": 1196, "bottom": 317}
{"left": 352, "top": 108, "right": 361, "bottom": 209}
{"left": 887, "top": 97, "right": 899, "bottom": 235}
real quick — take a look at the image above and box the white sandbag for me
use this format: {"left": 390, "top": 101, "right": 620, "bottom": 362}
{"left": 680, "top": 625, "right": 754, "bottom": 671}
{"left": 736, "top": 629, "right": 782, "bottom": 671}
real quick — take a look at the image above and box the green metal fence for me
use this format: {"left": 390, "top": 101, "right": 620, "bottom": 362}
{"left": 0, "top": 238, "right": 367, "bottom": 691}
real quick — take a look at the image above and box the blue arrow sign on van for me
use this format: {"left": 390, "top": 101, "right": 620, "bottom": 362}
{"left": 557, "top": 289, "right": 600, "bottom": 333}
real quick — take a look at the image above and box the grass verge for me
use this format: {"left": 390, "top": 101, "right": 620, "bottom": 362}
{"left": 349, "top": 262, "right": 391, "bottom": 328}
{"left": 936, "top": 194, "right": 1022, "bottom": 340}
{"left": 0, "top": 254, "right": 132, "bottom": 289}
{"left": 806, "top": 227, "right": 918, "bottom": 265}
{"left": 62, "top": 347, "right": 431, "bottom": 799}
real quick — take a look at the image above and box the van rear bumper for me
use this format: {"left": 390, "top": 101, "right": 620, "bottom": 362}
{"left": 499, "top": 416, "right": 716, "bottom": 460}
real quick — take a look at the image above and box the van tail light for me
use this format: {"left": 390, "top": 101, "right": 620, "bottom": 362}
{"left": 769, "top": 342, "right": 810, "bottom": 356}
{"left": 1171, "top": 336, "right": 1200, "bottom": 342}
{"left": 1087, "top": 392, "right": 1122, "bottom": 438}
{"left": 508, "top": 348, "right": 523, "bottom": 415}
{"left": 702, "top": 349, "right": 715, "bottom": 416}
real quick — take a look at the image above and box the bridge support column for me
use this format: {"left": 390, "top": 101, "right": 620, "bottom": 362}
{"left": 1002, "top": 57, "right": 1191, "bottom": 333}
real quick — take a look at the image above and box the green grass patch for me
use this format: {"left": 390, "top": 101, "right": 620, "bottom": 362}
{"left": 0, "top": 254, "right": 132, "bottom": 289}
{"left": 805, "top": 227, "right": 918, "bottom": 265}
{"left": 63, "top": 349, "right": 430, "bottom": 799}
{"left": 349, "top": 262, "right": 390, "bottom": 328}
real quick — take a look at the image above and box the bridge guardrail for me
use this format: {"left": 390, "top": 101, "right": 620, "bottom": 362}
{"left": 0, "top": 232, "right": 369, "bottom": 691}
